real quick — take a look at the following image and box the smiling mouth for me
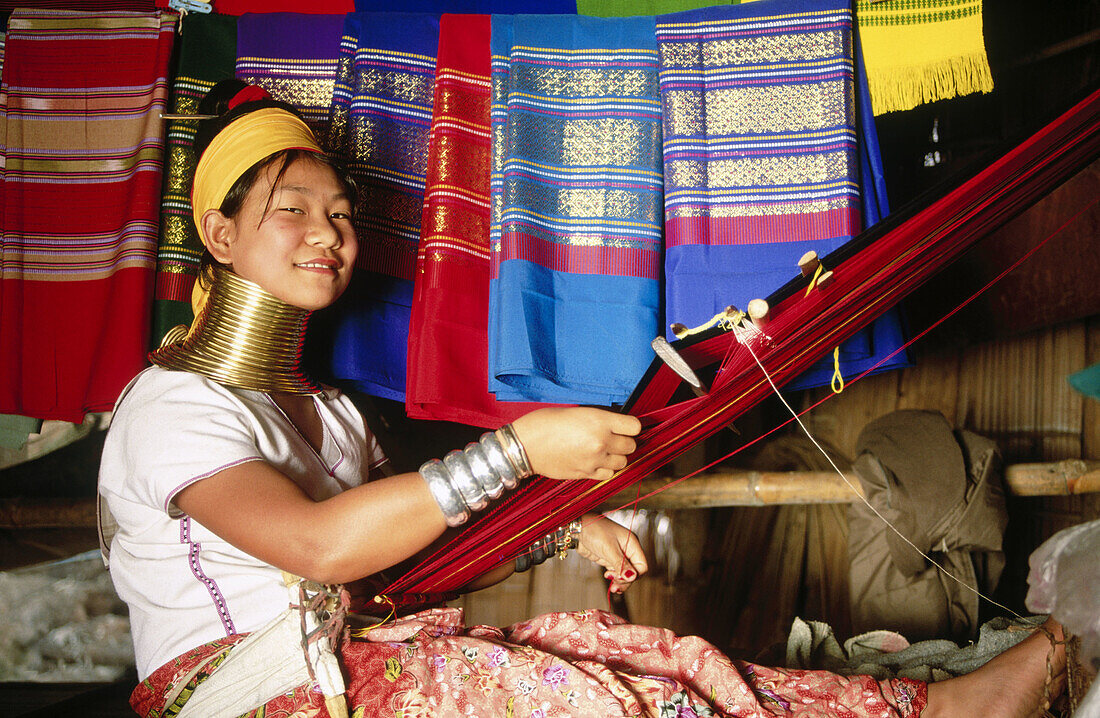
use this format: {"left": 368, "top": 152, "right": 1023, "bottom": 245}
{"left": 295, "top": 261, "right": 339, "bottom": 271}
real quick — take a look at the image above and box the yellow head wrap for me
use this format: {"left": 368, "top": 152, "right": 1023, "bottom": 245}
{"left": 191, "top": 106, "right": 323, "bottom": 247}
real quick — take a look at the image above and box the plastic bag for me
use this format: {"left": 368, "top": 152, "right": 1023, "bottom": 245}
{"left": 1026, "top": 518, "right": 1100, "bottom": 715}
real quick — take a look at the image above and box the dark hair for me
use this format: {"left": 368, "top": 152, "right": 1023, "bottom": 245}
{"left": 193, "top": 80, "right": 358, "bottom": 283}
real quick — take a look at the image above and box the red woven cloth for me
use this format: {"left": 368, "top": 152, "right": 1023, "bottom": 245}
{"left": 0, "top": 10, "right": 174, "bottom": 422}
{"left": 151, "top": 0, "right": 354, "bottom": 12}
{"left": 406, "top": 13, "right": 556, "bottom": 428}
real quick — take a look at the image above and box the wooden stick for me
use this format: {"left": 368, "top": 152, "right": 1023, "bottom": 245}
{"left": 3, "top": 461, "right": 1096, "bottom": 529}
{"left": 747, "top": 298, "right": 770, "bottom": 328}
{"left": 0, "top": 497, "right": 98, "bottom": 529}
{"left": 601, "top": 460, "right": 1100, "bottom": 510}
{"left": 798, "top": 250, "right": 820, "bottom": 276}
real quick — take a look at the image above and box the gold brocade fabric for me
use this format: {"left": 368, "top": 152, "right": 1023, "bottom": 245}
{"left": 234, "top": 13, "right": 347, "bottom": 148}
{"left": 153, "top": 12, "right": 238, "bottom": 343}
{"left": 150, "top": 267, "right": 320, "bottom": 395}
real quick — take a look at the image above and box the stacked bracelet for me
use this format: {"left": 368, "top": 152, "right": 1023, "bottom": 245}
{"left": 495, "top": 423, "right": 533, "bottom": 478}
{"left": 420, "top": 428, "right": 534, "bottom": 527}
{"left": 514, "top": 520, "right": 583, "bottom": 573}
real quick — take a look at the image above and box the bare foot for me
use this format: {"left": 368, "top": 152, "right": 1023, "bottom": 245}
{"left": 922, "top": 618, "right": 1066, "bottom": 718}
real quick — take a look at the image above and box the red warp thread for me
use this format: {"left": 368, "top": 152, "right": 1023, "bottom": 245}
{"left": 379, "top": 88, "right": 1100, "bottom": 610}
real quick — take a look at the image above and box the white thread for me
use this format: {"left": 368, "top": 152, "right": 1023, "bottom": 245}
{"left": 735, "top": 329, "right": 1026, "bottom": 622}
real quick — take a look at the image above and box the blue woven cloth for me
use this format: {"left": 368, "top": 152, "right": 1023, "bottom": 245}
{"left": 488, "top": 14, "right": 664, "bottom": 405}
{"left": 321, "top": 12, "right": 440, "bottom": 401}
{"left": 657, "top": 0, "right": 908, "bottom": 391}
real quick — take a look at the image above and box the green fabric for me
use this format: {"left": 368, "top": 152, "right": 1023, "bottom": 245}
{"left": 153, "top": 299, "right": 199, "bottom": 349}
{"left": 0, "top": 414, "right": 42, "bottom": 450}
{"left": 1068, "top": 361, "right": 1100, "bottom": 400}
{"left": 577, "top": 0, "right": 735, "bottom": 17}
{"left": 151, "top": 12, "right": 238, "bottom": 348}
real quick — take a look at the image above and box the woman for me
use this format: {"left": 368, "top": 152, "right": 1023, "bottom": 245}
{"left": 99, "top": 85, "right": 1064, "bottom": 718}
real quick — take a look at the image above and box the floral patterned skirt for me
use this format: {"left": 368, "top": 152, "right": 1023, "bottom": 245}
{"left": 132, "top": 608, "right": 926, "bottom": 718}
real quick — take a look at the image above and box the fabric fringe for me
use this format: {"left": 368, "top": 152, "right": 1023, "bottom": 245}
{"left": 867, "top": 50, "right": 994, "bottom": 115}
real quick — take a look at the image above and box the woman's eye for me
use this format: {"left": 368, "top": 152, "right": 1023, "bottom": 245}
{"left": 280, "top": 207, "right": 305, "bottom": 214}
{"left": 330, "top": 211, "right": 352, "bottom": 220}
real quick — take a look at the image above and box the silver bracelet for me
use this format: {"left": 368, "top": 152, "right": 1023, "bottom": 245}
{"left": 442, "top": 449, "right": 489, "bottom": 512}
{"left": 419, "top": 458, "right": 470, "bottom": 527}
{"left": 463, "top": 441, "right": 505, "bottom": 500}
{"left": 479, "top": 432, "right": 520, "bottom": 490}
{"left": 421, "top": 429, "right": 534, "bottom": 526}
{"left": 496, "top": 423, "right": 533, "bottom": 478}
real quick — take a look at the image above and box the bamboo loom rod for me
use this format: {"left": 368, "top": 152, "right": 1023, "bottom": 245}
{"left": 3, "top": 460, "right": 1097, "bottom": 528}
{"left": 0, "top": 497, "right": 98, "bottom": 529}
{"left": 599, "top": 459, "right": 1100, "bottom": 510}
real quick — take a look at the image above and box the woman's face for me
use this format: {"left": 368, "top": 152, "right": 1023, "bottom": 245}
{"left": 209, "top": 156, "right": 358, "bottom": 311}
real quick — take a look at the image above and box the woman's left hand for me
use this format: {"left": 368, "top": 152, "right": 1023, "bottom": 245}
{"left": 576, "top": 514, "right": 648, "bottom": 593}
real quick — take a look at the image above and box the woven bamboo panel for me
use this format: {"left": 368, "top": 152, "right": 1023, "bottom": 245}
{"left": 1085, "top": 317, "right": 1100, "bottom": 461}
{"left": 453, "top": 550, "right": 612, "bottom": 628}
{"left": 804, "top": 320, "right": 1089, "bottom": 464}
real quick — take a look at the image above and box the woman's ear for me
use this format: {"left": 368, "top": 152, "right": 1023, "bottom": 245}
{"left": 200, "top": 209, "right": 236, "bottom": 264}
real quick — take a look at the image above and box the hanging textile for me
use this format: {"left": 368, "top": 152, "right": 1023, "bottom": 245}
{"left": 656, "top": 0, "right": 908, "bottom": 392}
{"left": 0, "top": 1, "right": 156, "bottom": 8}
{"left": 405, "top": 13, "right": 554, "bottom": 427}
{"left": 856, "top": 0, "right": 994, "bottom": 116}
{"left": 577, "top": 0, "right": 733, "bottom": 17}
{"left": 321, "top": 12, "right": 441, "bottom": 402}
{"left": 488, "top": 14, "right": 664, "bottom": 406}
{"left": 214, "top": 0, "right": 353, "bottom": 13}
{"left": 235, "top": 13, "right": 346, "bottom": 149}
{"left": 152, "top": 12, "right": 237, "bottom": 346}
{"left": 0, "top": 10, "right": 174, "bottom": 423}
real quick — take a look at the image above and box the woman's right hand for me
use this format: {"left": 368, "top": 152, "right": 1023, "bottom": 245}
{"left": 510, "top": 407, "right": 641, "bottom": 481}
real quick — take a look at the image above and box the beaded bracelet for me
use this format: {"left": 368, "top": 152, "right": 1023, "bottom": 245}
{"left": 514, "top": 521, "right": 583, "bottom": 573}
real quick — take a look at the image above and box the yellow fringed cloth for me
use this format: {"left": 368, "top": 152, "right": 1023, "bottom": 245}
{"left": 857, "top": 0, "right": 994, "bottom": 115}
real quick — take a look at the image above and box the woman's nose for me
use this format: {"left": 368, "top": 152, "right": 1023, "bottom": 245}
{"left": 307, "top": 217, "right": 342, "bottom": 249}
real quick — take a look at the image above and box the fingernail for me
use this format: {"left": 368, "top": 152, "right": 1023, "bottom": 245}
{"left": 624, "top": 570, "right": 635, "bottom": 578}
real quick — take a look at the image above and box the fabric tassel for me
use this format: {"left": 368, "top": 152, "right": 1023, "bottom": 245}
{"left": 857, "top": 0, "right": 994, "bottom": 115}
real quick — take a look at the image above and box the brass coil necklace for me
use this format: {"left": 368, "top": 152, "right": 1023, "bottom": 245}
{"left": 150, "top": 265, "right": 320, "bottom": 395}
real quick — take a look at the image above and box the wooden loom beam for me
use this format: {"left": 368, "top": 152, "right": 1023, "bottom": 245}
{"left": 601, "top": 460, "right": 1100, "bottom": 510}
{"left": 2, "top": 459, "right": 1095, "bottom": 531}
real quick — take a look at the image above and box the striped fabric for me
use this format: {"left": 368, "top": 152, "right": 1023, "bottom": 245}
{"left": 0, "top": 10, "right": 174, "bottom": 422}
{"left": 321, "top": 12, "right": 440, "bottom": 402}
{"left": 657, "top": 0, "right": 908, "bottom": 389}
{"left": 215, "top": 0, "right": 353, "bottom": 13}
{"left": 406, "top": 13, "right": 553, "bottom": 427}
{"left": 489, "top": 15, "right": 663, "bottom": 406}
{"left": 0, "top": 1, "right": 157, "bottom": 8}
{"left": 152, "top": 12, "right": 237, "bottom": 347}
{"left": 235, "top": 13, "right": 346, "bottom": 149}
